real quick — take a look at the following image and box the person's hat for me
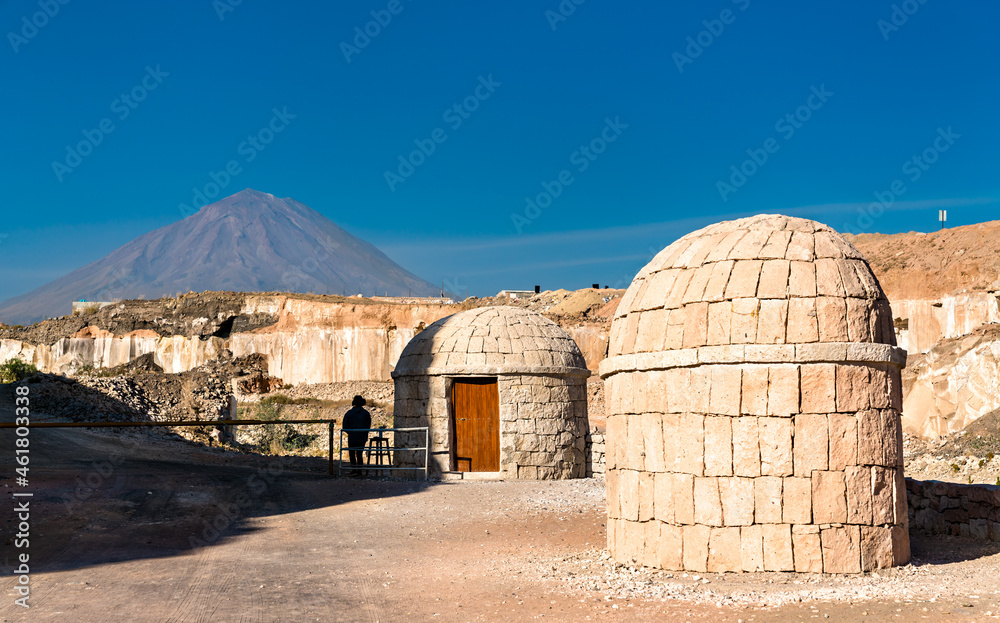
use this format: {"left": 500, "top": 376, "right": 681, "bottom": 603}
{"left": 352, "top": 395, "right": 366, "bottom": 407}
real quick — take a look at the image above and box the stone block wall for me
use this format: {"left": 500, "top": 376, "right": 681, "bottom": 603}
{"left": 906, "top": 478, "right": 1000, "bottom": 541}
{"left": 604, "top": 356, "right": 909, "bottom": 573}
{"left": 393, "top": 373, "right": 588, "bottom": 479}
{"left": 586, "top": 427, "right": 606, "bottom": 477}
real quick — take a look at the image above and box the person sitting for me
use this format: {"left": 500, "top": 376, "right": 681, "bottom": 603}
{"left": 342, "top": 395, "right": 371, "bottom": 475}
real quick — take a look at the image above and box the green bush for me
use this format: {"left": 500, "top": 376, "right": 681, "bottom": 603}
{"left": 0, "top": 358, "right": 39, "bottom": 384}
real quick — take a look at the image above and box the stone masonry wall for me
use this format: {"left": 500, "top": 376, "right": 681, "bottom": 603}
{"left": 906, "top": 478, "right": 1000, "bottom": 541}
{"left": 604, "top": 352, "right": 910, "bottom": 574}
{"left": 586, "top": 428, "right": 606, "bottom": 477}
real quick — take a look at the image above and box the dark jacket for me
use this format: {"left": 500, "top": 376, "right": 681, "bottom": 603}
{"left": 342, "top": 406, "right": 371, "bottom": 443}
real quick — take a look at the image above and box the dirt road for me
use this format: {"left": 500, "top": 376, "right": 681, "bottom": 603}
{"left": 3, "top": 393, "right": 1000, "bottom": 621}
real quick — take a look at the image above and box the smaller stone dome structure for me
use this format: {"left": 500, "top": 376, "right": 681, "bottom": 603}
{"left": 392, "top": 306, "right": 590, "bottom": 479}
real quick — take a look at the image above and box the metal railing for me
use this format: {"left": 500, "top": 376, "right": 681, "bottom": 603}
{"left": 0, "top": 418, "right": 417, "bottom": 478}
{"left": 339, "top": 427, "right": 430, "bottom": 480}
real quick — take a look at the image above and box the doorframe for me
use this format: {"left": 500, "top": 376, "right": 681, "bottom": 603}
{"left": 447, "top": 375, "right": 500, "bottom": 472}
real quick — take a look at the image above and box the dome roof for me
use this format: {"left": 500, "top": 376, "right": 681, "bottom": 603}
{"left": 607, "top": 214, "right": 897, "bottom": 360}
{"left": 392, "top": 306, "right": 589, "bottom": 378}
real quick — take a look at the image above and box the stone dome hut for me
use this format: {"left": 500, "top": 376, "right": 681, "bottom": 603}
{"left": 392, "top": 306, "right": 590, "bottom": 479}
{"left": 600, "top": 215, "right": 909, "bottom": 574}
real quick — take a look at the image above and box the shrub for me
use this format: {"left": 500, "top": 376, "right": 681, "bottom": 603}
{"left": 0, "top": 358, "right": 39, "bottom": 383}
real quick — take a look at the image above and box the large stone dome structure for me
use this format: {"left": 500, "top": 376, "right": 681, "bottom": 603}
{"left": 392, "top": 306, "right": 590, "bottom": 479}
{"left": 600, "top": 214, "right": 909, "bottom": 573}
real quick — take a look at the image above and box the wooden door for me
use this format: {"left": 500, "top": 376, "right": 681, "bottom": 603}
{"left": 452, "top": 378, "right": 500, "bottom": 472}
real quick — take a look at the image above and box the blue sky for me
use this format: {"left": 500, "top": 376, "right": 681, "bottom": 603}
{"left": 1, "top": 0, "right": 997, "bottom": 301}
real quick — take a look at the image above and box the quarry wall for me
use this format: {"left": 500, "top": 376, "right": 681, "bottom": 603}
{"left": 0, "top": 297, "right": 610, "bottom": 385}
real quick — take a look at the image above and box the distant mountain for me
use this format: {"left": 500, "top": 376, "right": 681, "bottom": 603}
{"left": 0, "top": 189, "right": 441, "bottom": 324}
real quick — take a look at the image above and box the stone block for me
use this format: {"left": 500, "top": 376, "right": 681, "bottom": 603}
{"left": 871, "top": 466, "right": 894, "bottom": 524}
{"left": 846, "top": 298, "right": 873, "bottom": 343}
{"left": 792, "top": 530, "right": 823, "bottom": 573}
{"left": 846, "top": 465, "right": 873, "bottom": 524}
{"left": 894, "top": 469, "right": 908, "bottom": 525}
{"left": 689, "top": 368, "right": 711, "bottom": 413}
{"left": 682, "top": 302, "right": 710, "bottom": 349}
{"left": 740, "top": 525, "right": 765, "bottom": 572}
{"left": 838, "top": 259, "right": 867, "bottom": 298}
{"left": 836, "top": 365, "right": 871, "bottom": 413}
{"left": 708, "top": 527, "right": 743, "bottom": 573}
{"left": 709, "top": 365, "right": 742, "bottom": 417}
{"left": 786, "top": 231, "right": 815, "bottom": 261}
{"left": 606, "top": 469, "right": 621, "bottom": 519}
{"left": 891, "top": 524, "right": 910, "bottom": 565}
{"left": 662, "top": 413, "right": 679, "bottom": 471}
{"left": 799, "top": 364, "right": 837, "bottom": 413}
{"left": 704, "top": 417, "right": 734, "bottom": 476}
{"left": 694, "top": 477, "right": 723, "bottom": 526}
{"left": 606, "top": 414, "right": 624, "bottom": 470}
{"left": 663, "top": 271, "right": 694, "bottom": 309}
{"left": 788, "top": 260, "right": 817, "bottom": 297}
{"left": 683, "top": 525, "right": 711, "bottom": 572}
{"left": 867, "top": 366, "right": 892, "bottom": 409}
{"left": 625, "top": 415, "right": 646, "bottom": 472}
{"left": 654, "top": 473, "right": 674, "bottom": 523}
{"left": 793, "top": 413, "right": 829, "bottom": 476}
{"left": 821, "top": 525, "right": 861, "bottom": 574}
{"left": 760, "top": 229, "right": 792, "bottom": 259}
{"left": 622, "top": 518, "right": 645, "bottom": 565}
{"left": 655, "top": 523, "right": 684, "bottom": 571}
{"left": 783, "top": 477, "right": 813, "bottom": 524}
{"left": 829, "top": 413, "right": 858, "bottom": 470}
{"left": 724, "top": 260, "right": 764, "bottom": 300}
{"left": 741, "top": 365, "right": 769, "bottom": 415}
{"left": 703, "top": 260, "right": 735, "bottom": 302}
{"left": 720, "top": 477, "right": 755, "bottom": 526}
{"left": 673, "top": 473, "right": 695, "bottom": 524}
{"left": 757, "top": 260, "right": 791, "bottom": 299}
{"left": 767, "top": 365, "right": 799, "bottom": 417}
{"left": 620, "top": 469, "right": 640, "bottom": 521}
{"left": 786, "top": 297, "right": 819, "bottom": 343}
{"left": 641, "top": 413, "right": 666, "bottom": 472}
{"left": 638, "top": 471, "right": 655, "bottom": 521}
{"left": 730, "top": 298, "right": 760, "bottom": 344}
{"left": 664, "top": 308, "right": 687, "bottom": 350}
{"left": 756, "top": 299, "right": 789, "bottom": 344}
{"left": 676, "top": 414, "right": 705, "bottom": 476}
{"left": 857, "top": 409, "right": 898, "bottom": 466}
{"left": 816, "top": 297, "right": 849, "bottom": 342}
{"left": 682, "top": 264, "right": 716, "bottom": 305}
{"left": 754, "top": 476, "right": 783, "bottom": 523}
{"left": 732, "top": 417, "right": 761, "bottom": 477}
{"left": 762, "top": 523, "right": 794, "bottom": 571}
{"left": 813, "top": 470, "right": 848, "bottom": 524}
{"left": 707, "top": 301, "right": 733, "bottom": 345}
{"left": 632, "top": 521, "right": 655, "bottom": 567}
{"left": 815, "top": 259, "right": 846, "bottom": 297}
{"left": 759, "top": 418, "right": 793, "bottom": 476}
